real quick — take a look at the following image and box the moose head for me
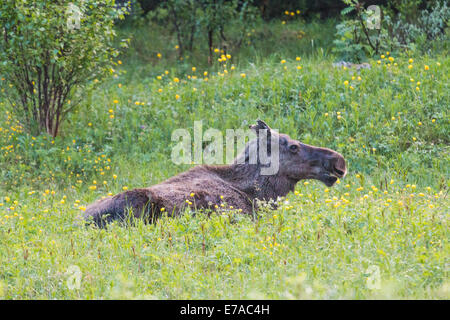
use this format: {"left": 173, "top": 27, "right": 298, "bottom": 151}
{"left": 239, "top": 119, "right": 347, "bottom": 187}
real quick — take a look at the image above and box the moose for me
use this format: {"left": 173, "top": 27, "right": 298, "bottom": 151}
{"left": 84, "top": 120, "right": 347, "bottom": 226}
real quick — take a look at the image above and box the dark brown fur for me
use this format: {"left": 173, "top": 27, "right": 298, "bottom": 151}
{"left": 84, "top": 120, "right": 347, "bottom": 226}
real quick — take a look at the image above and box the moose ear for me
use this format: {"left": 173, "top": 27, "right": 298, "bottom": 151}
{"left": 249, "top": 120, "right": 272, "bottom": 155}
{"left": 249, "top": 120, "right": 271, "bottom": 133}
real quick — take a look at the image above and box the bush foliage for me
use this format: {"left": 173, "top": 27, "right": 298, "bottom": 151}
{"left": 0, "top": 0, "right": 127, "bottom": 137}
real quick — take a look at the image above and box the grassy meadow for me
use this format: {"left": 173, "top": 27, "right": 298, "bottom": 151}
{"left": 0, "top": 18, "right": 448, "bottom": 299}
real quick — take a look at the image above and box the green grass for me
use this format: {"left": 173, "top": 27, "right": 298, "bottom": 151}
{"left": 0, "top": 20, "right": 448, "bottom": 299}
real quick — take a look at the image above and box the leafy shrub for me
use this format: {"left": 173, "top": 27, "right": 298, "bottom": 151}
{"left": 333, "top": 18, "right": 371, "bottom": 62}
{"left": 332, "top": 0, "right": 386, "bottom": 62}
{"left": 386, "top": 0, "right": 449, "bottom": 51}
{"left": 148, "top": 0, "right": 259, "bottom": 64}
{"left": 0, "top": 0, "right": 127, "bottom": 137}
{"left": 199, "top": 0, "right": 259, "bottom": 64}
{"left": 333, "top": 0, "right": 449, "bottom": 61}
{"left": 155, "top": 0, "right": 198, "bottom": 58}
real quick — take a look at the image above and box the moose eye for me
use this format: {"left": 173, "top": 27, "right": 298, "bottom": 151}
{"left": 289, "top": 144, "right": 299, "bottom": 153}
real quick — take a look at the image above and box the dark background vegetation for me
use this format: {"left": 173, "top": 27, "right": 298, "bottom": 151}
{"left": 134, "top": 0, "right": 389, "bottom": 18}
